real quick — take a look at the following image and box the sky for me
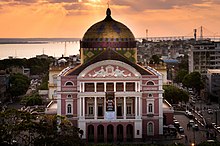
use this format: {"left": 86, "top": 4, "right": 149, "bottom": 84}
{"left": 0, "top": 0, "right": 220, "bottom": 38}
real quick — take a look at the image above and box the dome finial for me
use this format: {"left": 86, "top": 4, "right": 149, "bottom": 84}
{"left": 106, "top": 0, "right": 111, "bottom": 16}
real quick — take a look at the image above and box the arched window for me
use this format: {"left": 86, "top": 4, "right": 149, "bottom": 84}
{"left": 148, "top": 103, "right": 153, "bottom": 113}
{"left": 147, "top": 122, "right": 154, "bottom": 135}
{"left": 67, "top": 104, "right": 72, "bottom": 114}
{"left": 67, "top": 94, "right": 72, "bottom": 98}
{"left": 65, "top": 81, "right": 74, "bottom": 86}
{"left": 146, "top": 81, "right": 154, "bottom": 85}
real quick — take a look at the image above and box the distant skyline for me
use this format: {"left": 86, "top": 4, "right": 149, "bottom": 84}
{"left": 0, "top": 0, "right": 220, "bottom": 38}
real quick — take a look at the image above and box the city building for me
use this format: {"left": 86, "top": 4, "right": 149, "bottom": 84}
{"left": 48, "top": 55, "right": 80, "bottom": 99}
{"left": 189, "top": 40, "right": 220, "bottom": 77}
{"left": 53, "top": 8, "right": 174, "bottom": 143}
{"left": 206, "top": 69, "right": 220, "bottom": 101}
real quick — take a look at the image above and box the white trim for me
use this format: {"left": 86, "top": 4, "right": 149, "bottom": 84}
{"left": 66, "top": 103, "right": 73, "bottom": 114}
{"left": 57, "top": 76, "right": 61, "bottom": 92}
{"left": 134, "top": 121, "right": 142, "bottom": 138}
{"left": 64, "top": 81, "right": 74, "bottom": 86}
{"left": 57, "top": 94, "right": 61, "bottom": 115}
{"left": 147, "top": 122, "right": 154, "bottom": 136}
{"left": 67, "top": 94, "right": 72, "bottom": 98}
{"left": 78, "top": 60, "right": 141, "bottom": 79}
{"left": 147, "top": 103, "right": 154, "bottom": 114}
{"left": 145, "top": 81, "right": 155, "bottom": 85}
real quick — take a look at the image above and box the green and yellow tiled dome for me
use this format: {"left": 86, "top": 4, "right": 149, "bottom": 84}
{"left": 80, "top": 8, "right": 137, "bottom": 64}
{"left": 81, "top": 8, "right": 136, "bottom": 48}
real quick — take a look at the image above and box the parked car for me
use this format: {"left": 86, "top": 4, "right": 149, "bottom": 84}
{"left": 178, "top": 126, "right": 184, "bottom": 133}
{"left": 193, "top": 124, "right": 199, "bottom": 131}
{"left": 189, "top": 120, "right": 195, "bottom": 126}
{"left": 208, "top": 109, "right": 213, "bottom": 114}
{"left": 212, "top": 123, "right": 217, "bottom": 129}
{"left": 174, "top": 121, "right": 180, "bottom": 128}
{"left": 188, "top": 112, "right": 194, "bottom": 119}
{"left": 216, "top": 126, "right": 220, "bottom": 133}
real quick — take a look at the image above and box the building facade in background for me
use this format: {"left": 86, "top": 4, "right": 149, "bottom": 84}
{"left": 189, "top": 40, "right": 220, "bottom": 76}
{"left": 206, "top": 69, "right": 220, "bottom": 101}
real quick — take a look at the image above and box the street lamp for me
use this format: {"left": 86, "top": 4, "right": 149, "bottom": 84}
{"left": 192, "top": 125, "right": 196, "bottom": 145}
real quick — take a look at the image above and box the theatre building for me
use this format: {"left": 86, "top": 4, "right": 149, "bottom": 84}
{"left": 57, "top": 8, "right": 166, "bottom": 142}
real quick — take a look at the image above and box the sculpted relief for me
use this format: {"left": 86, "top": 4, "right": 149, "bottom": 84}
{"left": 88, "top": 65, "right": 132, "bottom": 78}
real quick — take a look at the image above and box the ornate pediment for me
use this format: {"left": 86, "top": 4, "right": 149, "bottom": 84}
{"left": 88, "top": 65, "right": 131, "bottom": 78}
{"left": 78, "top": 60, "right": 141, "bottom": 79}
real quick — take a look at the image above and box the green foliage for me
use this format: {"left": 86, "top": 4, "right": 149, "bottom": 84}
{"left": 174, "top": 69, "right": 188, "bottom": 83}
{"left": 163, "top": 85, "right": 189, "bottom": 104}
{"left": 177, "top": 54, "right": 188, "bottom": 71}
{"left": 21, "top": 94, "right": 43, "bottom": 106}
{"left": 149, "top": 55, "right": 163, "bottom": 64}
{"left": 182, "top": 72, "right": 204, "bottom": 93}
{"left": 0, "top": 57, "right": 54, "bottom": 75}
{"left": 38, "top": 74, "right": 49, "bottom": 90}
{"left": 0, "top": 109, "right": 84, "bottom": 146}
{"left": 9, "top": 73, "right": 30, "bottom": 97}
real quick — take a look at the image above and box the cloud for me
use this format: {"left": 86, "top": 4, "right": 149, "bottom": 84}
{"left": 47, "top": 0, "right": 78, "bottom": 3}
{"left": 14, "top": 0, "right": 38, "bottom": 3}
{"left": 110, "top": 0, "right": 217, "bottom": 11}
{"left": 63, "top": 3, "right": 87, "bottom": 10}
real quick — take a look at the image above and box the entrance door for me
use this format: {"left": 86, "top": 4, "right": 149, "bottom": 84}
{"left": 88, "top": 125, "right": 94, "bottom": 142}
{"left": 117, "top": 124, "right": 123, "bottom": 142}
{"left": 126, "top": 124, "right": 133, "bottom": 142}
{"left": 97, "top": 125, "right": 104, "bottom": 142}
{"left": 107, "top": 125, "right": 114, "bottom": 142}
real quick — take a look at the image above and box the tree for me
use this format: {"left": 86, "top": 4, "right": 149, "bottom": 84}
{"left": 177, "top": 54, "right": 188, "bottom": 71}
{"left": 174, "top": 69, "right": 188, "bottom": 83}
{"left": 8, "top": 73, "right": 30, "bottom": 98}
{"left": 0, "top": 109, "right": 84, "bottom": 146}
{"left": 182, "top": 72, "right": 204, "bottom": 94}
{"left": 21, "top": 93, "right": 43, "bottom": 106}
{"left": 163, "top": 85, "right": 189, "bottom": 104}
{"left": 149, "top": 55, "right": 163, "bottom": 64}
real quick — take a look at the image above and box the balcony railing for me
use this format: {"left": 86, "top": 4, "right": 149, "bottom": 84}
{"left": 83, "top": 114, "right": 136, "bottom": 119}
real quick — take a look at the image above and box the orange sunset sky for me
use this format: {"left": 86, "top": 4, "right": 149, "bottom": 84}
{"left": 0, "top": 0, "right": 220, "bottom": 38}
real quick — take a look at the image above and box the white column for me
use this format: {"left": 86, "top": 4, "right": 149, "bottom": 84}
{"left": 138, "top": 81, "right": 141, "bottom": 92}
{"left": 82, "top": 97, "right": 85, "bottom": 118}
{"left": 79, "top": 83, "right": 82, "bottom": 92}
{"left": 94, "top": 82, "right": 97, "bottom": 92}
{"left": 123, "top": 96, "right": 126, "bottom": 119}
{"left": 135, "top": 82, "right": 137, "bottom": 92}
{"left": 94, "top": 97, "right": 97, "bottom": 119}
{"left": 135, "top": 97, "right": 138, "bottom": 118}
{"left": 82, "top": 82, "right": 85, "bottom": 92}
{"left": 79, "top": 97, "right": 82, "bottom": 117}
{"left": 104, "top": 96, "right": 106, "bottom": 119}
{"left": 139, "top": 97, "right": 141, "bottom": 117}
{"left": 123, "top": 82, "right": 126, "bottom": 92}
{"left": 115, "top": 97, "right": 117, "bottom": 118}
{"left": 114, "top": 82, "right": 116, "bottom": 92}
{"left": 104, "top": 82, "right": 106, "bottom": 92}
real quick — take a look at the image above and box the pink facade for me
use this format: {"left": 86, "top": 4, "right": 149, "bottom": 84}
{"left": 57, "top": 60, "right": 166, "bottom": 142}
{"left": 56, "top": 8, "right": 173, "bottom": 143}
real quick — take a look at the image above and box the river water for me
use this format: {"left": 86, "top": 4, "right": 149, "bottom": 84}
{"left": 0, "top": 39, "right": 80, "bottom": 59}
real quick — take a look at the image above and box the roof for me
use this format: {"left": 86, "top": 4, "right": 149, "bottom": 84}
{"left": 64, "top": 49, "right": 154, "bottom": 76}
{"left": 82, "top": 8, "right": 135, "bottom": 41}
